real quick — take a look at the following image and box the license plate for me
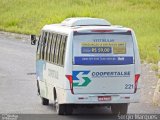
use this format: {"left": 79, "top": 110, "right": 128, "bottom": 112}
{"left": 98, "top": 96, "right": 111, "bottom": 101}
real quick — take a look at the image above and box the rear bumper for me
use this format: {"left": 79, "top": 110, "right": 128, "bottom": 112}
{"left": 60, "top": 88, "right": 140, "bottom": 104}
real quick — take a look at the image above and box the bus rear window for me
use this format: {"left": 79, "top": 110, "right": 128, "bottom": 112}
{"left": 73, "top": 33, "right": 134, "bottom": 65}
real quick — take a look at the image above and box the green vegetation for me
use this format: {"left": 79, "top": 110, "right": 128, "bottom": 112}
{"left": 0, "top": 0, "right": 160, "bottom": 63}
{"left": 152, "top": 64, "right": 159, "bottom": 72}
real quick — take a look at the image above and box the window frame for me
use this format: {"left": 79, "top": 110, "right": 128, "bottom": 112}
{"left": 36, "top": 34, "right": 42, "bottom": 60}
{"left": 39, "top": 30, "right": 67, "bottom": 67}
{"left": 59, "top": 35, "right": 67, "bottom": 66}
{"left": 61, "top": 36, "right": 67, "bottom": 66}
{"left": 40, "top": 32, "right": 45, "bottom": 60}
{"left": 44, "top": 32, "right": 51, "bottom": 61}
{"left": 54, "top": 34, "right": 62, "bottom": 64}
{"left": 51, "top": 33, "right": 58, "bottom": 63}
{"left": 48, "top": 33, "right": 53, "bottom": 62}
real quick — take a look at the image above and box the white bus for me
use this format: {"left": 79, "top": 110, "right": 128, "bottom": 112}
{"left": 31, "top": 17, "right": 141, "bottom": 115}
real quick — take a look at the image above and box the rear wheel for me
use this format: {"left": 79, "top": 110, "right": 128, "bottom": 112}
{"left": 54, "top": 90, "right": 73, "bottom": 115}
{"left": 111, "top": 103, "right": 128, "bottom": 114}
{"left": 41, "top": 97, "right": 49, "bottom": 105}
{"left": 55, "top": 97, "right": 65, "bottom": 115}
{"left": 65, "top": 104, "right": 73, "bottom": 115}
{"left": 54, "top": 97, "right": 73, "bottom": 115}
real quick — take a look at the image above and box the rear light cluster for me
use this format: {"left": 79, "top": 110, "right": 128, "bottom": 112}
{"left": 65, "top": 75, "right": 74, "bottom": 94}
{"left": 134, "top": 74, "right": 140, "bottom": 93}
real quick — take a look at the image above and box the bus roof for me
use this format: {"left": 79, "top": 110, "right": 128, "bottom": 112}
{"left": 42, "top": 17, "right": 132, "bottom": 34}
{"left": 42, "top": 24, "right": 131, "bottom": 35}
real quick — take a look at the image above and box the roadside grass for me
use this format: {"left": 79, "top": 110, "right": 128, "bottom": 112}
{"left": 0, "top": 0, "right": 160, "bottom": 63}
{"left": 152, "top": 64, "right": 159, "bottom": 72}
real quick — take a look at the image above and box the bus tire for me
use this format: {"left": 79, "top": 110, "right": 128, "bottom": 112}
{"left": 41, "top": 97, "right": 49, "bottom": 105}
{"left": 54, "top": 90, "right": 65, "bottom": 115}
{"left": 111, "top": 104, "right": 119, "bottom": 114}
{"left": 65, "top": 104, "right": 73, "bottom": 115}
{"left": 111, "top": 103, "right": 128, "bottom": 114}
{"left": 120, "top": 103, "right": 128, "bottom": 114}
{"left": 55, "top": 98, "right": 65, "bottom": 115}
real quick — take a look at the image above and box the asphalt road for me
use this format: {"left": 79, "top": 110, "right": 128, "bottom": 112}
{"left": 0, "top": 32, "right": 160, "bottom": 120}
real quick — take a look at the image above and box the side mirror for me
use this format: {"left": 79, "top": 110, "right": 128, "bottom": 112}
{"left": 31, "top": 35, "right": 37, "bottom": 45}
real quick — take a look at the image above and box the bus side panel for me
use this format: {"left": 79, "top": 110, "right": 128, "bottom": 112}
{"left": 131, "top": 30, "right": 141, "bottom": 90}
{"left": 39, "top": 80, "right": 47, "bottom": 98}
{"left": 54, "top": 32, "right": 74, "bottom": 103}
{"left": 43, "top": 62, "right": 65, "bottom": 100}
{"left": 36, "top": 60, "right": 47, "bottom": 98}
{"left": 64, "top": 32, "right": 74, "bottom": 90}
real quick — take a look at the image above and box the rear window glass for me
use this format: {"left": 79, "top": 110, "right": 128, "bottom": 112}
{"left": 73, "top": 33, "right": 134, "bottom": 65}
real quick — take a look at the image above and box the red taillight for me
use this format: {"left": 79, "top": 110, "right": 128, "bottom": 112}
{"left": 65, "top": 75, "right": 74, "bottom": 94}
{"left": 91, "top": 30, "right": 113, "bottom": 33}
{"left": 134, "top": 74, "right": 140, "bottom": 93}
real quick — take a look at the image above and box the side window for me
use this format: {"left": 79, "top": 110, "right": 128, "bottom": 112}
{"left": 41, "top": 32, "right": 47, "bottom": 60}
{"left": 51, "top": 33, "right": 57, "bottom": 63}
{"left": 48, "top": 33, "right": 53, "bottom": 62}
{"left": 58, "top": 35, "right": 67, "bottom": 66}
{"left": 55, "top": 34, "right": 61, "bottom": 64}
{"left": 61, "top": 36, "right": 67, "bottom": 66}
{"left": 36, "top": 36, "right": 40, "bottom": 53}
{"left": 36, "top": 34, "right": 42, "bottom": 60}
{"left": 44, "top": 32, "right": 50, "bottom": 61}
{"left": 39, "top": 32, "right": 45, "bottom": 60}
{"left": 44, "top": 32, "right": 67, "bottom": 66}
{"left": 58, "top": 36, "right": 63, "bottom": 65}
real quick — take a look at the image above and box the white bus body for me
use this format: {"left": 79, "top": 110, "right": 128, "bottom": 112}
{"left": 35, "top": 18, "right": 141, "bottom": 115}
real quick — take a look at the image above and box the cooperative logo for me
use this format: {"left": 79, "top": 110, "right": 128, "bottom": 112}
{"left": 92, "top": 71, "right": 130, "bottom": 77}
{"left": 72, "top": 71, "right": 91, "bottom": 87}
